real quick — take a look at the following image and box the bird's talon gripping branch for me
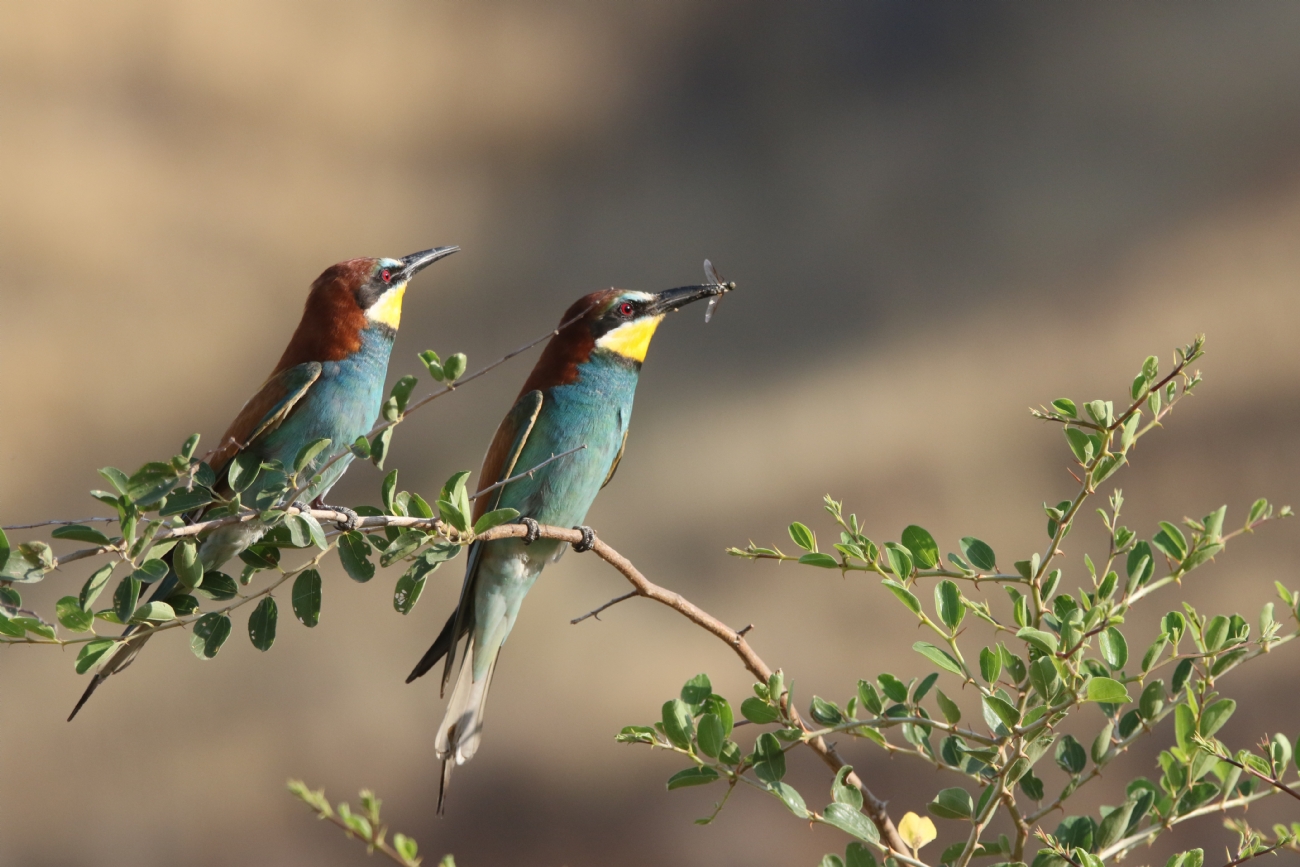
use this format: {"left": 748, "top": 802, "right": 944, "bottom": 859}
{"left": 291, "top": 501, "right": 312, "bottom": 516}
{"left": 572, "top": 525, "right": 596, "bottom": 553}
{"left": 318, "top": 504, "right": 360, "bottom": 531}
{"left": 520, "top": 517, "right": 540, "bottom": 545}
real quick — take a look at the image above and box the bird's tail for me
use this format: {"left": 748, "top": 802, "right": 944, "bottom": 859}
{"left": 67, "top": 560, "right": 180, "bottom": 721}
{"left": 433, "top": 641, "right": 499, "bottom": 815}
{"left": 67, "top": 630, "right": 154, "bottom": 720}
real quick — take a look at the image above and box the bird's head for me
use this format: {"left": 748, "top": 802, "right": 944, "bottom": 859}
{"left": 355, "top": 246, "right": 460, "bottom": 332}
{"left": 521, "top": 283, "right": 720, "bottom": 392}
{"left": 586, "top": 284, "right": 723, "bottom": 363}
{"left": 276, "top": 245, "right": 458, "bottom": 370}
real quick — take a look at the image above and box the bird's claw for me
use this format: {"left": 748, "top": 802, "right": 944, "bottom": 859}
{"left": 520, "top": 517, "right": 540, "bottom": 545}
{"left": 317, "top": 503, "right": 360, "bottom": 531}
{"left": 291, "top": 501, "right": 312, "bottom": 516}
{"left": 571, "top": 525, "right": 596, "bottom": 553}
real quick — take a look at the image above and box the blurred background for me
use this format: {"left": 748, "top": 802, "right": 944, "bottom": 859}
{"left": 5, "top": 2, "right": 1300, "bottom": 865}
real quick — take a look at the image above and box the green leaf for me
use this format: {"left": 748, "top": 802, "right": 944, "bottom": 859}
{"left": 1099, "top": 627, "right": 1128, "bottom": 670}
{"left": 884, "top": 542, "right": 913, "bottom": 580}
{"left": 56, "top": 596, "right": 95, "bottom": 632}
{"left": 788, "top": 522, "right": 816, "bottom": 551}
{"left": 1198, "top": 699, "right": 1235, "bottom": 738}
{"left": 1086, "top": 677, "right": 1131, "bottom": 704}
{"left": 878, "top": 673, "right": 908, "bottom": 703}
{"left": 160, "top": 487, "right": 214, "bottom": 517}
{"left": 927, "top": 786, "right": 973, "bottom": 820}
{"left": 1152, "top": 522, "right": 1188, "bottom": 561}
{"left": 442, "top": 352, "right": 467, "bottom": 382}
{"left": 914, "top": 641, "right": 963, "bottom": 675}
{"left": 977, "top": 647, "right": 1002, "bottom": 685}
{"left": 370, "top": 427, "right": 394, "bottom": 469}
{"left": 338, "top": 531, "right": 375, "bottom": 583}
{"left": 390, "top": 375, "right": 418, "bottom": 413}
{"left": 190, "top": 612, "right": 232, "bottom": 659}
{"left": 1055, "top": 734, "right": 1087, "bottom": 775}
{"left": 349, "top": 435, "right": 371, "bottom": 459}
{"left": 661, "top": 699, "right": 694, "bottom": 749}
{"left": 845, "top": 843, "right": 877, "bottom": 867}
{"left": 393, "top": 559, "right": 433, "bottom": 615}
{"left": 188, "top": 570, "right": 233, "bottom": 602}
{"left": 419, "top": 349, "right": 444, "bottom": 381}
{"left": 823, "top": 802, "right": 880, "bottom": 842}
{"left": 1016, "top": 627, "right": 1059, "bottom": 655}
{"left": 696, "top": 713, "right": 725, "bottom": 758}
{"left": 227, "top": 452, "right": 261, "bottom": 493}
{"left": 810, "top": 696, "right": 844, "bottom": 726}
{"left": 959, "top": 537, "right": 996, "bottom": 571}
{"left": 881, "top": 579, "right": 920, "bottom": 614}
{"left": 173, "top": 541, "right": 204, "bottom": 590}
{"left": 935, "top": 689, "right": 961, "bottom": 723}
{"left": 130, "top": 601, "right": 175, "bottom": 623}
{"left": 768, "top": 781, "right": 808, "bottom": 818}
{"left": 380, "top": 529, "right": 426, "bottom": 567}
{"left": 680, "top": 673, "right": 712, "bottom": 709}
{"left": 1064, "top": 427, "right": 1093, "bottom": 463}
{"left": 832, "top": 766, "right": 863, "bottom": 810}
{"left": 1093, "top": 798, "right": 1138, "bottom": 852}
{"left": 666, "top": 766, "right": 719, "bottom": 790}
{"left": 753, "top": 732, "right": 786, "bottom": 783}
{"left": 292, "top": 569, "right": 322, "bottom": 627}
{"left": 1052, "top": 399, "right": 1077, "bottom": 417}
{"left": 75, "top": 638, "right": 120, "bottom": 674}
{"left": 473, "top": 508, "right": 520, "bottom": 535}
{"left": 614, "top": 725, "right": 656, "bottom": 745}
{"left": 0, "top": 526, "right": 8, "bottom": 571}
{"left": 292, "top": 438, "right": 333, "bottom": 474}
{"left": 799, "top": 552, "right": 838, "bottom": 568}
{"left": 935, "top": 580, "right": 963, "bottom": 630}
{"left": 247, "top": 598, "right": 277, "bottom": 651}
{"left": 79, "top": 563, "right": 115, "bottom": 610}
{"left": 1203, "top": 615, "right": 1229, "bottom": 652}
{"left": 51, "top": 524, "right": 112, "bottom": 545}
{"left": 901, "top": 525, "right": 940, "bottom": 569}
{"left": 983, "top": 695, "right": 1021, "bottom": 729}
{"left": 741, "top": 696, "right": 779, "bottom": 724}
{"left": 112, "top": 574, "right": 141, "bottom": 623}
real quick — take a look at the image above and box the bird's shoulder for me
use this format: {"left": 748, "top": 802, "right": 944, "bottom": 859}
{"left": 206, "top": 361, "right": 323, "bottom": 475}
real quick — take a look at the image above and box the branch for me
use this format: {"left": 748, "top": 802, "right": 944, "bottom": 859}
{"left": 1095, "top": 789, "right": 1275, "bottom": 861}
{"left": 513, "top": 523, "right": 910, "bottom": 855}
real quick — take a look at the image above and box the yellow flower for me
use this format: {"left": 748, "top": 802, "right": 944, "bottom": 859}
{"left": 898, "top": 811, "right": 937, "bottom": 855}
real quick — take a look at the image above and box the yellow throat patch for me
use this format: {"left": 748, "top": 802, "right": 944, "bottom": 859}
{"left": 366, "top": 284, "right": 407, "bottom": 330}
{"left": 596, "top": 315, "right": 664, "bottom": 362}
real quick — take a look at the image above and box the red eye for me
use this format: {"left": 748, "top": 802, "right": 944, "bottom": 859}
{"left": 381, "top": 269, "right": 392, "bottom": 283}
{"left": 618, "top": 302, "right": 634, "bottom": 316}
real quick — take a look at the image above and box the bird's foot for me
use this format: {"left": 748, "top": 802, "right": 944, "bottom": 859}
{"left": 290, "top": 501, "right": 312, "bottom": 516}
{"left": 571, "top": 525, "right": 596, "bottom": 553}
{"left": 317, "top": 503, "right": 360, "bottom": 531}
{"left": 520, "top": 517, "right": 540, "bottom": 545}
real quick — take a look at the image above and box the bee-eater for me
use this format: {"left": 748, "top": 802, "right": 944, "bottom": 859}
{"left": 69, "top": 245, "right": 458, "bottom": 720}
{"left": 406, "top": 282, "right": 723, "bottom": 811}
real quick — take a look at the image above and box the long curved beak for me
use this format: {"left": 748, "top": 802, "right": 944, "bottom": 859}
{"left": 397, "top": 245, "right": 460, "bottom": 282}
{"left": 649, "top": 282, "right": 730, "bottom": 315}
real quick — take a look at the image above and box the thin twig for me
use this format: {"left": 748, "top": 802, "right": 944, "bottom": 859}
{"left": 2, "top": 517, "right": 116, "bottom": 531}
{"left": 570, "top": 591, "right": 637, "bottom": 624}
{"left": 471, "top": 445, "right": 586, "bottom": 501}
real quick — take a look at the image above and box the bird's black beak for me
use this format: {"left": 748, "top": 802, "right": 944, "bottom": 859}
{"left": 649, "top": 283, "right": 730, "bottom": 315}
{"left": 397, "top": 245, "right": 460, "bottom": 282}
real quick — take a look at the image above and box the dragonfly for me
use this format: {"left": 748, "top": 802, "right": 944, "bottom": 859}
{"left": 702, "top": 259, "right": 736, "bottom": 323}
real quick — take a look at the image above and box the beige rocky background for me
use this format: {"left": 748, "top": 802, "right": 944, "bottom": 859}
{"left": 4, "top": 3, "right": 1300, "bottom": 865}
